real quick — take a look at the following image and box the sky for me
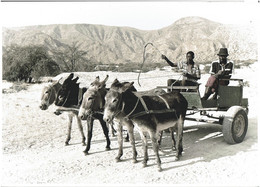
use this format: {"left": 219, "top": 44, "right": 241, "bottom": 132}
{"left": 1, "top": 1, "right": 259, "bottom": 30}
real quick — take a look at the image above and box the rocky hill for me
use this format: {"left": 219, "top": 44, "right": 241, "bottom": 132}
{"left": 2, "top": 16, "right": 257, "bottom": 65}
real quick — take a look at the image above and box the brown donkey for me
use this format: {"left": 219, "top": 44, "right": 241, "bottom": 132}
{"left": 103, "top": 79, "right": 188, "bottom": 171}
{"left": 39, "top": 75, "right": 86, "bottom": 146}
{"left": 78, "top": 76, "right": 138, "bottom": 162}
{"left": 78, "top": 76, "right": 111, "bottom": 155}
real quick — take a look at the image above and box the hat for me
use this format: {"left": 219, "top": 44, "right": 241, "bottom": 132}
{"left": 217, "top": 48, "right": 229, "bottom": 56}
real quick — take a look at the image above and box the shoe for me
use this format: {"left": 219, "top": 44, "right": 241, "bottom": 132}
{"left": 202, "top": 87, "right": 212, "bottom": 100}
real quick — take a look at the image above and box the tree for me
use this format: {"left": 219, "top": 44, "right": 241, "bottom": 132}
{"left": 51, "top": 41, "right": 88, "bottom": 72}
{"left": 2, "top": 45, "right": 60, "bottom": 82}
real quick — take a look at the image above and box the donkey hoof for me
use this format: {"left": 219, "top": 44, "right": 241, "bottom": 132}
{"left": 83, "top": 151, "right": 89, "bottom": 156}
{"left": 105, "top": 147, "right": 111, "bottom": 151}
{"left": 142, "top": 162, "right": 147, "bottom": 168}
{"left": 82, "top": 142, "right": 86, "bottom": 146}
{"left": 173, "top": 156, "right": 179, "bottom": 161}
{"left": 124, "top": 138, "right": 129, "bottom": 142}
{"left": 132, "top": 159, "right": 138, "bottom": 164}
{"left": 158, "top": 166, "right": 162, "bottom": 172}
{"left": 115, "top": 157, "right": 121, "bottom": 162}
{"left": 54, "top": 111, "right": 62, "bottom": 116}
{"left": 65, "top": 142, "right": 69, "bottom": 146}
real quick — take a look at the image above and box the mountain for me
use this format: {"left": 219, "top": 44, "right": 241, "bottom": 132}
{"left": 2, "top": 17, "right": 257, "bottom": 66}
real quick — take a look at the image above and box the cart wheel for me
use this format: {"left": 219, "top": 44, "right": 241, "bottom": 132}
{"left": 222, "top": 106, "right": 248, "bottom": 144}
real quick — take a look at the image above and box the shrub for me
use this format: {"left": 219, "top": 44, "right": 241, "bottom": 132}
{"left": 2, "top": 45, "right": 60, "bottom": 82}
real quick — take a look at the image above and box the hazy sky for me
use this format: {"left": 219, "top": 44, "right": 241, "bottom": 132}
{"left": 1, "top": 1, "right": 259, "bottom": 30}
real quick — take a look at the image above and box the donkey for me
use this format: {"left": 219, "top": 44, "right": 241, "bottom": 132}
{"left": 79, "top": 76, "right": 138, "bottom": 163}
{"left": 103, "top": 79, "right": 188, "bottom": 171}
{"left": 39, "top": 75, "right": 86, "bottom": 146}
{"left": 57, "top": 75, "right": 111, "bottom": 155}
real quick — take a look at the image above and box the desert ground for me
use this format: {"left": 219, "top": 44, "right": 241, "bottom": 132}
{"left": 1, "top": 64, "right": 259, "bottom": 186}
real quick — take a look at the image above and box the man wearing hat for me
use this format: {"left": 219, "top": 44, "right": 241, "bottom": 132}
{"left": 202, "top": 48, "right": 234, "bottom": 100}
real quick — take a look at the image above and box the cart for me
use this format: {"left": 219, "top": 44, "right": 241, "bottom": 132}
{"left": 157, "top": 78, "right": 248, "bottom": 144}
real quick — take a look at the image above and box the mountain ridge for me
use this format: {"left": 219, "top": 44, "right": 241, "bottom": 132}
{"left": 3, "top": 16, "right": 257, "bottom": 65}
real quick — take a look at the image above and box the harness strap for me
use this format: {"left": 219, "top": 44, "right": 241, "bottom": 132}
{"left": 61, "top": 90, "right": 71, "bottom": 107}
{"left": 125, "top": 92, "right": 177, "bottom": 120}
{"left": 124, "top": 98, "right": 140, "bottom": 120}
{"left": 127, "top": 108, "right": 176, "bottom": 119}
{"left": 133, "top": 92, "right": 149, "bottom": 113}
{"left": 157, "top": 95, "right": 170, "bottom": 109}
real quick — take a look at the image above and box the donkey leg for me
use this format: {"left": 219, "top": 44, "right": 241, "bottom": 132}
{"left": 140, "top": 131, "right": 148, "bottom": 168}
{"left": 75, "top": 116, "right": 86, "bottom": 146}
{"left": 174, "top": 118, "right": 184, "bottom": 161}
{"left": 169, "top": 127, "right": 176, "bottom": 150}
{"left": 115, "top": 122, "right": 123, "bottom": 162}
{"left": 158, "top": 131, "right": 163, "bottom": 147}
{"left": 149, "top": 131, "right": 162, "bottom": 172}
{"left": 83, "top": 118, "right": 94, "bottom": 155}
{"left": 124, "top": 133, "right": 130, "bottom": 142}
{"left": 65, "top": 114, "right": 73, "bottom": 146}
{"left": 99, "top": 118, "right": 111, "bottom": 151}
{"left": 110, "top": 121, "right": 117, "bottom": 137}
{"left": 125, "top": 122, "right": 137, "bottom": 163}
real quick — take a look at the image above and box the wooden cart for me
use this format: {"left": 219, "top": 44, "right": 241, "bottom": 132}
{"left": 157, "top": 78, "right": 248, "bottom": 144}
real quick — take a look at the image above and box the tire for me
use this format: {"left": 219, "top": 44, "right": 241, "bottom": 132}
{"left": 222, "top": 106, "right": 248, "bottom": 144}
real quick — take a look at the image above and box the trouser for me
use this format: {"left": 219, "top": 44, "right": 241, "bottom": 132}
{"left": 202, "top": 76, "right": 230, "bottom": 100}
{"left": 167, "top": 79, "right": 198, "bottom": 92}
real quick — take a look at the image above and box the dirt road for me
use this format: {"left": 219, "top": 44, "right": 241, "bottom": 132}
{"left": 2, "top": 70, "right": 259, "bottom": 186}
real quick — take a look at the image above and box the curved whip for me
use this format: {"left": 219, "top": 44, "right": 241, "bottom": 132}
{"left": 137, "top": 43, "right": 163, "bottom": 87}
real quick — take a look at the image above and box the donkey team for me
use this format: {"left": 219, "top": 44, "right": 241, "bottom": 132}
{"left": 40, "top": 73, "right": 188, "bottom": 172}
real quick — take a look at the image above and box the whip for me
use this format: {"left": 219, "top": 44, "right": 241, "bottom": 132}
{"left": 137, "top": 43, "right": 163, "bottom": 87}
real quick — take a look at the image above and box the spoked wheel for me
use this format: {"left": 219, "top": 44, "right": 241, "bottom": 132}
{"left": 222, "top": 106, "right": 248, "bottom": 144}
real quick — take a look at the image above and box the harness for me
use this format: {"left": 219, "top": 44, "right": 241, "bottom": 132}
{"left": 118, "top": 92, "right": 178, "bottom": 121}
{"left": 60, "top": 90, "right": 71, "bottom": 107}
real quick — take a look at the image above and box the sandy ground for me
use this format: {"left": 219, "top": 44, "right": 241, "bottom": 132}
{"left": 1, "top": 65, "right": 259, "bottom": 186}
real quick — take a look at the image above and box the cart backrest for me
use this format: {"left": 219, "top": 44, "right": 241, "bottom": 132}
{"left": 181, "top": 91, "right": 202, "bottom": 109}
{"left": 218, "top": 85, "right": 243, "bottom": 108}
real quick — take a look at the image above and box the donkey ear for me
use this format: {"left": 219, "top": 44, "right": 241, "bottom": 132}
{"left": 120, "top": 82, "right": 134, "bottom": 92}
{"left": 57, "top": 77, "right": 62, "bottom": 83}
{"left": 72, "top": 77, "right": 79, "bottom": 83}
{"left": 99, "top": 75, "right": 109, "bottom": 88}
{"left": 53, "top": 77, "right": 62, "bottom": 85}
{"left": 102, "top": 75, "right": 109, "bottom": 84}
{"left": 68, "top": 73, "right": 74, "bottom": 80}
{"left": 95, "top": 76, "right": 100, "bottom": 82}
{"left": 111, "top": 78, "right": 119, "bottom": 88}
{"left": 63, "top": 73, "right": 74, "bottom": 84}
{"left": 112, "top": 79, "right": 119, "bottom": 84}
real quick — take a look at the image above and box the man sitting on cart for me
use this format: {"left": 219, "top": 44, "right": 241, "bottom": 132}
{"left": 161, "top": 51, "right": 201, "bottom": 92}
{"left": 202, "top": 48, "right": 234, "bottom": 100}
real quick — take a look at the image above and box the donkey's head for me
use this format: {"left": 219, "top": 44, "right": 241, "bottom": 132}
{"left": 55, "top": 73, "right": 80, "bottom": 107}
{"left": 103, "top": 79, "right": 135, "bottom": 123}
{"left": 40, "top": 79, "right": 62, "bottom": 110}
{"left": 78, "top": 75, "right": 109, "bottom": 120}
